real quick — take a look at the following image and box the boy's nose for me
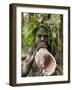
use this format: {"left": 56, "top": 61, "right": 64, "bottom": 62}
{"left": 41, "top": 36, "right": 44, "bottom": 41}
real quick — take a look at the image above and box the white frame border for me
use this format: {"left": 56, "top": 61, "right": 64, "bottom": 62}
{"left": 16, "top": 6, "right": 69, "bottom": 84}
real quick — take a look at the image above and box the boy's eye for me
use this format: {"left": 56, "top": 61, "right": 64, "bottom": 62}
{"left": 44, "top": 35, "right": 48, "bottom": 38}
{"left": 38, "top": 35, "right": 41, "bottom": 38}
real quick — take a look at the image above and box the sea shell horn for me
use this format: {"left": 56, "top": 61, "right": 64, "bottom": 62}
{"left": 35, "top": 48, "right": 57, "bottom": 76}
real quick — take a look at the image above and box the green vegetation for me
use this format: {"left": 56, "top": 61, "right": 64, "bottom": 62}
{"left": 21, "top": 13, "right": 62, "bottom": 55}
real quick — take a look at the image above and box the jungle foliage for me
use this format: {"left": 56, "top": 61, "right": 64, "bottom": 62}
{"left": 21, "top": 13, "right": 63, "bottom": 56}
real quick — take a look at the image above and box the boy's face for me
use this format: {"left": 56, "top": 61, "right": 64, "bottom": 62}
{"left": 36, "top": 27, "right": 48, "bottom": 48}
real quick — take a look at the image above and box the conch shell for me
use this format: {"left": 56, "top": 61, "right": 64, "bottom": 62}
{"left": 35, "top": 48, "right": 57, "bottom": 76}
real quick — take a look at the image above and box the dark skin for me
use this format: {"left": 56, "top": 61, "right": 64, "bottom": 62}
{"left": 22, "top": 27, "right": 48, "bottom": 76}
